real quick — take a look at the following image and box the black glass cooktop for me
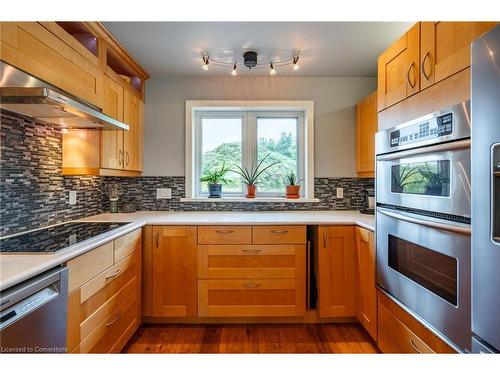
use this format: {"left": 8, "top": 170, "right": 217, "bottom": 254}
{"left": 0, "top": 222, "right": 130, "bottom": 253}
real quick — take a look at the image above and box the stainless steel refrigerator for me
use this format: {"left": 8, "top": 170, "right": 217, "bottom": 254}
{"left": 471, "top": 25, "right": 500, "bottom": 354}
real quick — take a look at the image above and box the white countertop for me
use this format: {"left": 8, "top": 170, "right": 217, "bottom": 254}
{"left": 0, "top": 210, "right": 374, "bottom": 291}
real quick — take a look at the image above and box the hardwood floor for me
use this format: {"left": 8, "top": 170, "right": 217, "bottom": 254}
{"left": 123, "top": 323, "right": 380, "bottom": 354}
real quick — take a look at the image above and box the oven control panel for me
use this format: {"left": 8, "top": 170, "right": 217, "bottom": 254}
{"left": 390, "top": 112, "right": 453, "bottom": 147}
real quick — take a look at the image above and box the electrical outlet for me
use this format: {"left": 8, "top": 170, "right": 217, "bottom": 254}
{"left": 157, "top": 188, "right": 172, "bottom": 199}
{"left": 336, "top": 188, "right": 344, "bottom": 199}
{"left": 69, "top": 190, "right": 77, "bottom": 205}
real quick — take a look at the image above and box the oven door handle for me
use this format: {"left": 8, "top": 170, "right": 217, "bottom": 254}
{"left": 377, "top": 207, "right": 471, "bottom": 235}
{"left": 377, "top": 139, "right": 470, "bottom": 161}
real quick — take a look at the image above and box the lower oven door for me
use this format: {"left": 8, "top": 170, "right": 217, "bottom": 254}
{"left": 376, "top": 207, "right": 471, "bottom": 351}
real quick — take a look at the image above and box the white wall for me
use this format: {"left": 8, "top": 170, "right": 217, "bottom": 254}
{"left": 143, "top": 76, "right": 376, "bottom": 177}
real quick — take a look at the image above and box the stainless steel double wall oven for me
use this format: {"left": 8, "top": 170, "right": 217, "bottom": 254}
{"left": 375, "top": 101, "right": 472, "bottom": 351}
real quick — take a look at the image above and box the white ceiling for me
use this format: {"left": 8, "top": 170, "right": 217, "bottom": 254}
{"left": 103, "top": 22, "right": 412, "bottom": 78}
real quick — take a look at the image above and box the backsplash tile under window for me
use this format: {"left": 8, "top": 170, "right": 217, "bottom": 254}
{"left": 102, "top": 176, "right": 374, "bottom": 212}
{"left": 1, "top": 110, "right": 374, "bottom": 236}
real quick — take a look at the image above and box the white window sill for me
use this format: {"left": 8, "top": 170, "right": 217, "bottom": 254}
{"left": 180, "top": 197, "right": 320, "bottom": 203}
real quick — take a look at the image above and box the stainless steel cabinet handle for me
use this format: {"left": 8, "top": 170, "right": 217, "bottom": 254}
{"left": 242, "top": 249, "right": 262, "bottom": 254}
{"left": 409, "top": 338, "right": 423, "bottom": 354}
{"left": 377, "top": 207, "right": 471, "bottom": 235}
{"left": 105, "top": 313, "right": 121, "bottom": 327}
{"left": 377, "top": 139, "right": 471, "bottom": 161}
{"left": 125, "top": 151, "right": 130, "bottom": 166}
{"left": 406, "top": 62, "right": 416, "bottom": 89}
{"left": 156, "top": 231, "right": 160, "bottom": 248}
{"left": 243, "top": 283, "right": 261, "bottom": 288}
{"left": 118, "top": 150, "right": 123, "bottom": 166}
{"left": 270, "top": 230, "right": 289, "bottom": 234}
{"left": 215, "top": 230, "right": 234, "bottom": 234}
{"left": 421, "top": 51, "right": 431, "bottom": 80}
{"left": 323, "top": 231, "right": 327, "bottom": 248}
{"left": 105, "top": 268, "right": 121, "bottom": 280}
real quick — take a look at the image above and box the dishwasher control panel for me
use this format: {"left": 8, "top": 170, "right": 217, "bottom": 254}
{"left": 0, "top": 285, "right": 58, "bottom": 330}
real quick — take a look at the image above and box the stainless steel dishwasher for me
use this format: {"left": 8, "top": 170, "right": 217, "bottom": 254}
{"left": 0, "top": 267, "right": 68, "bottom": 353}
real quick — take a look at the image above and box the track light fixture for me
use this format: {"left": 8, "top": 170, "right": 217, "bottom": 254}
{"left": 202, "top": 56, "right": 209, "bottom": 71}
{"left": 200, "top": 51, "right": 302, "bottom": 75}
{"left": 293, "top": 56, "right": 300, "bottom": 71}
{"left": 269, "top": 62, "right": 276, "bottom": 75}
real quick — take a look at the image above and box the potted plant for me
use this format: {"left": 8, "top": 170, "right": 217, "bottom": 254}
{"left": 284, "top": 170, "right": 303, "bottom": 199}
{"left": 231, "top": 154, "right": 279, "bottom": 198}
{"left": 200, "top": 164, "right": 229, "bottom": 198}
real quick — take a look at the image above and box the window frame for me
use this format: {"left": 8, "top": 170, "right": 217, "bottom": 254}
{"left": 185, "top": 101, "right": 315, "bottom": 200}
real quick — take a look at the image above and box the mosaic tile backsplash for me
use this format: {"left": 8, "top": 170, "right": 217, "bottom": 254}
{"left": 1, "top": 110, "right": 374, "bottom": 235}
{"left": 102, "top": 176, "right": 374, "bottom": 212}
{"left": 0, "top": 111, "right": 105, "bottom": 236}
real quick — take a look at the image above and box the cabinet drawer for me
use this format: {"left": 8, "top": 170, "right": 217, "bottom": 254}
{"left": 198, "top": 244, "right": 306, "bottom": 279}
{"left": 80, "top": 251, "right": 139, "bottom": 303}
{"left": 378, "top": 302, "right": 434, "bottom": 353}
{"left": 252, "top": 226, "right": 306, "bottom": 244}
{"left": 80, "top": 275, "right": 138, "bottom": 341}
{"left": 67, "top": 241, "right": 114, "bottom": 293}
{"left": 198, "top": 278, "right": 305, "bottom": 317}
{"left": 79, "top": 291, "right": 139, "bottom": 353}
{"left": 114, "top": 229, "right": 141, "bottom": 263}
{"left": 198, "top": 226, "right": 252, "bottom": 244}
{"left": 377, "top": 292, "right": 456, "bottom": 353}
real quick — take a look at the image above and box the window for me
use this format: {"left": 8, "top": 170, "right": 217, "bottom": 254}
{"left": 186, "top": 101, "right": 314, "bottom": 199}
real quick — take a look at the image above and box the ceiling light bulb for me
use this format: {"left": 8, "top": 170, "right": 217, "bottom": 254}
{"left": 202, "top": 56, "right": 209, "bottom": 71}
{"left": 293, "top": 56, "right": 300, "bottom": 71}
{"left": 231, "top": 62, "right": 237, "bottom": 76}
{"left": 270, "top": 62, "right": 276, "bottom": 75}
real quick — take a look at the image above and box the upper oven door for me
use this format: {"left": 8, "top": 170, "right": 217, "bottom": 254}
{"left": 376, "top": 207, "right": 471, "bottom": 351}
{"left": 376, "top": 139, "right": 471, "bottom": 218}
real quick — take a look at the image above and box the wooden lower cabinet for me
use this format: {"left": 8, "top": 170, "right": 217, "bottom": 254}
{"left": 377, "top": 291, "right": 456, "bottom": 353}
{"left": 197, "top": 225, "right": 307, "bottom": 318}
{"left": 317, "top": 226, "right": 355, "bottom": 318}
{"left": 145, "top": 226, "right": 198, "bottom": 317}
{"left": 198, "top": 278, "right": 305, "bottom": 317}
{"left": 355, "top": 227, "right": 377, "bottom": 340}
{"left": 66, "top": 230, "right": 142, "bottom": 354}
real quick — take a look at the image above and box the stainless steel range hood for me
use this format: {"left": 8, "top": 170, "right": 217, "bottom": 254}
{"left": 0, "top": 62, "right": 128, "bottom": 131}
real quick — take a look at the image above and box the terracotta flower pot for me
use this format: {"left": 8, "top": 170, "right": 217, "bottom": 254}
{"left": 286, "top": 185, "right": 301, "bottom": 199}
{"left": 246, "top": 184, "right": 256, "bottom": 198}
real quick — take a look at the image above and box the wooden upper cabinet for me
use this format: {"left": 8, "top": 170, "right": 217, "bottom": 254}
{"left": 378, "top": 23, "right": 420, "bottom": 111}
{"left": 123, "top": 90, "right": 144, "bottom": 172}
{"left": 101, "top": 75, "right": 124, "bottom": 170}
{"left": 317, "top": 226, "right": 355, "bottom": 318}
{"left": 150, "top": 226, "right": 197, "bottom": 317}
{"left": 420, "top": 22, "right": 497, "bottom": 90}
{"left": 355, "top": 91, "right": 377, "bottom": 177}
{"left": 0, "top": 22, "right": 103, "bottom": 107}
{"left": 354, "top": 227, "right": 377, "bottom": 340}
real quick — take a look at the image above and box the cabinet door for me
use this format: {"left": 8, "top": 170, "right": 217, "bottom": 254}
{"left": 355, "top": 227, "right": 377, "bottom": 340}
{"left": 355, "top": 91, "right": 377, "bottom": 177}
{"left": 0, "top": 22, "right": 103, "bottom": 107}
{"left": 317, "top": 226, "right": 355, "bottom": 318}
{"left": 123, "top": 90, "right": 144, "bottom": 171}
{"left": 151, "top": 226, "right": 197, "bottom": 317}
{"left": 101, "top": 75, "right": 124, "bottom": 170}
{"left": 420, "top": 22, "right": 497, "bottom": 90}
{"left": 378, "top": 23, "right": 420, "bottom": 111}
